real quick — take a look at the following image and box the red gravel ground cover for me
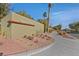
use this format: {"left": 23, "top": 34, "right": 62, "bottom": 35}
{"left": 0, "top": 33, "right": 54, "bottom": 56}
{"left": 0, "top": 38, "right": 27, "bottom": 56}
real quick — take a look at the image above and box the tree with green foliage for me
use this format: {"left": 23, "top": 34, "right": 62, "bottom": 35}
{"left": 38, "top": 12, "right": 48, "bottom": 32}
{"left": 38, "top": 3, "right": 52, "bottom": 33}
{"left": 53, "top": 24, "right": 62, "bottom": 30}
{"left": 42, "top": 12, "right": 48, "bottom": 32}
{"left": 69, "top": 22, "right": 79, "bottom": 32}
{"left": 37, "top": 19, "right": 48, "bottom": 32}
{"left": 43, "top": 12, "right": 47, "bottom": 19}
{"left": 17, "top": 11, "right": 33, "bottom": 19}
{"left": 0, "top": 3, "right": 9, "bottom": 19}
{"left": 0, "top": 3, "right": 9, "bottom": 34}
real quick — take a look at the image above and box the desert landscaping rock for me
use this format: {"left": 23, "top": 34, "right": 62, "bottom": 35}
{"left": 0, "top": 33, "right": 54, "bottom": 56}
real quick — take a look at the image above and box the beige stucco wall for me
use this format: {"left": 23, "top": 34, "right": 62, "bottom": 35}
{"left": 1, "top": 13, "right": 12, "bottom": 39}
{"left": 11, "top": 23, "right": 44, "bottom": 40}
{"left": 11, "top": 12, "right": 44, "bottom": 39}
{"left": 11, "top": 24, "right": 36, "bottom": 39}
{"left": 1, "top": 12, "right": 44, "bottom": 40}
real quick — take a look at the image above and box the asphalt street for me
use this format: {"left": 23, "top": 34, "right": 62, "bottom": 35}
{"left": 13, "top": 32, "right": 79, "bottom": 56}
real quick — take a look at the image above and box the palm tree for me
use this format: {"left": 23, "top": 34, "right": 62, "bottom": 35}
{"left": 47, "top": 3, "right": 52, "bottom": 32}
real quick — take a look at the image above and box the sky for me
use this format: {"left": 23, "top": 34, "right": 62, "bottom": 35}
{"left": 10, "top": 3, "right": 79, "bottom": 29}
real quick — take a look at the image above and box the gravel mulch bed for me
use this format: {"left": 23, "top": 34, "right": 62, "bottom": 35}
{"left": 0, "top": 33, "right": 54, "bottom": 56}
